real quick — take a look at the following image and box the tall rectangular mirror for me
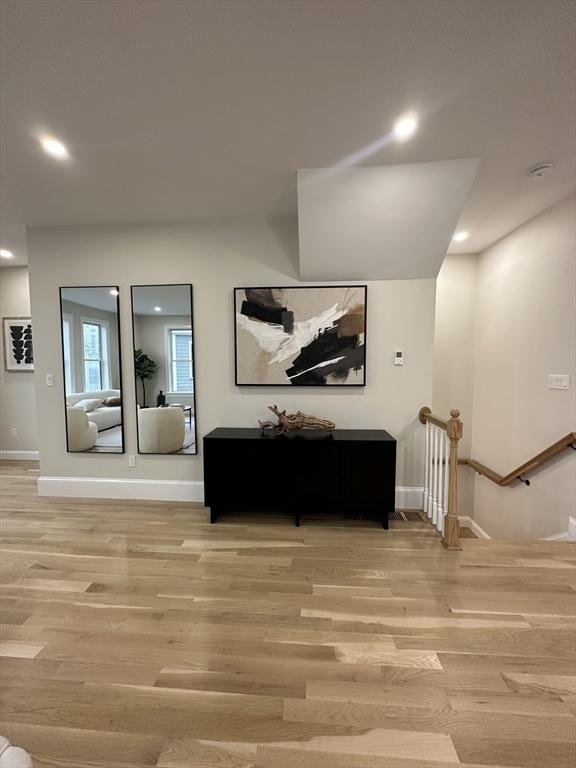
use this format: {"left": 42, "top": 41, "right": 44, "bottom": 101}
{"left": 60, "top": 286, "right": 124, "bottom": 453}
{"left": 131, "top": 284, "right": 197, "bottom": 455}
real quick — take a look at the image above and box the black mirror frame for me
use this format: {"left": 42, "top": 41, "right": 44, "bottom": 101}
{"left": 59, "top": 285, "right": 126, "bottom": 454}
{"left": 130, "top": 283, "right": 198, "bottom": 456}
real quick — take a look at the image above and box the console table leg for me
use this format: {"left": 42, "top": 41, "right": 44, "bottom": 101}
{"left": 209, "top": 507, "right": 219, "bottom": 524}
{"left": 382, "top": 514, "right": 389, "bottom": 530}
{"left": 295, "top": 512, "right": 300, "bottom": 527}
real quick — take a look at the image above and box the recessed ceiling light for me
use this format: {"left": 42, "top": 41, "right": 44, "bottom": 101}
{"left": 109, "top": 289, "right": 119, "bottom": 296}
{"left": 0, "top": 249, "right": 15, "bottom": 260}
{"left": 154, "top": 306, "right": 162, "bottom": 312}
{"left": 40, "top": 136, "right": 69, "bottom": 159}
{"left": 393, "top": 113, "right": 418, "bottom": 141}
{"left": 453, "top": 231, "right": 469, "bottom": 243}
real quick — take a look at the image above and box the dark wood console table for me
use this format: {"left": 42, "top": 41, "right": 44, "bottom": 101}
{"left": 203, "top": 428, "right": 396, "bottom": 528}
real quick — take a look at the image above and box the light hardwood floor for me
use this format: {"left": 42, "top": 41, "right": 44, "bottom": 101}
{"left": 0, "top": 460, "right": 575, "bottom": 768}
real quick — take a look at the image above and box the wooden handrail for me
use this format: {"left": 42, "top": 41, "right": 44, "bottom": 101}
{"left": 460, "top": 432, "right": 576, "bottom": 486}
{"left": 419, "top": 406, "right": 448, "bottom": 430}
{"left": 420, "top": 404, "right": 575, "bottom": 550}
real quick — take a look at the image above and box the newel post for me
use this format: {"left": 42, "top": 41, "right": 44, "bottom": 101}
{"left": 443, "top": 409, "right": 463, "bottom": 551}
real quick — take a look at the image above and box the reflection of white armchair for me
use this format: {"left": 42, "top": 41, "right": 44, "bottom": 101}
{"left": 66, "top": 407, "right": 98, "bottom": 452}
{"left": 138, "top": 407, "right": 185, "bottom": 453}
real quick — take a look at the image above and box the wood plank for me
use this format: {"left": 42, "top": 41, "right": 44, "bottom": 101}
{"left": 452, "top": 734, "right": 576, "bottom": 768}
{"left": 0, "top": 641, "right": 44, "bottom": 659}
{"left": 255, "top": 749, "right": 509, "bottom": 768}
{"left": 502, "top": 673, "right": 576, "bottom": 697}
{"left": 0, "top": 722, "right": 164, "bottom": 766}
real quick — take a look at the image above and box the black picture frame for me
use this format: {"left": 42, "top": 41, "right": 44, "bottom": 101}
{"left": 130, "top": 283, "right": 198, "bottom": 456}
{"left": 234, "top": 285, "right": 368, "bottom": 387}
{"left": 59, "top": 285, "right": 126, "bottom": 454}
{"left": 3, "top": 316, "right": 34, "bottom": 372}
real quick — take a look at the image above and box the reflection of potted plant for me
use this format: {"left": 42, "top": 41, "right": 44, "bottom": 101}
{"left": 134, "top": 349, "right": 157, "bottom": 407}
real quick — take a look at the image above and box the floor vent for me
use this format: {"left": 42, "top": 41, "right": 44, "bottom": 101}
{"left": 389, "top": 510, "right": 426, "bottom": 521}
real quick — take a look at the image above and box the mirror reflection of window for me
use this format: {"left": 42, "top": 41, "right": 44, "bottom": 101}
{"left": 62, "top": 314, "right": 74, "bottom": 394}
{"left": 59, "top": 287, "right": 124, "bottom": 454}
{"left": 82, "top": 319, "right": 110, "bottom": 390}
{"left": 131, "top": 285, "right": 197, "bottom": 455}
{"left": 169, "top": 328, "right": 194, "bottom": 394}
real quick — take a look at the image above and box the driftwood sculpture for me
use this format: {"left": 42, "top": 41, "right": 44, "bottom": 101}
{"left": 259, "top": 405, "right": 336, "bottom": 435}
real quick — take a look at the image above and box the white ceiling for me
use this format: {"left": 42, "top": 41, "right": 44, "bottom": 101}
{"left": 298, "top": 159, "right": 479, "bottom": 281}
{"left": 132, "top": 285, "right": 192, "bottom": 316}
{"left": 60, "top": 284, "right": 191, "bottom": 315}
{"left": 0, "top": 0, "right": 574, "bottom": 268}
{"left": 61, "top": 286, "right": 119, "bottom": 313}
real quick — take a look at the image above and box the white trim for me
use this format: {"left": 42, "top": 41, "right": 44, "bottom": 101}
{"left": 540, "top": 517, "right": 576, "bottom": 542}
{"left": 0, "top": 450, "right": 39, "bottom": 461}
{"left": 542, "top": 531, "right": 571, "bottom": 542}
{"left": 395, "top": 486, "right": 424, "bottom": 509}
{"left": 459, "top": 515, "right": 492, "bottom": 539}
{"left": 36, "top": 478, "right": 423, "bottom": 509}
{"left": 38, "top": 476, "right": 204, "bottom": 502}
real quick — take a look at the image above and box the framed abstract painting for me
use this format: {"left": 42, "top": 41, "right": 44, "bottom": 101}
{"left": 234, "top": 285, "right": 367, "bottom": 386}
{"left": 3, "top": 317, "right": 34, "bottom": 372}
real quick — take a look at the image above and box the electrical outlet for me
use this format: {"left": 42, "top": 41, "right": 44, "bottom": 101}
{"left": 128, "top": 455, "right": 136, "bottom": 467}
{"left": 10, "top": 428, "right": 17, "bottom": 437}
{"left": 548, "top": 374, "right": 570, "bottom": 390}
{"left": 394, "top": 350, "right": 404, "bottom": 366}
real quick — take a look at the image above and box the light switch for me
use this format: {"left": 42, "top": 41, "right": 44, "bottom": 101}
{"left": 548, "top": 374, "right": 570, "bottom": 390}
{"left": 128, "top": 455, "right": 136, "bottom": 467}
{"left": 45, "top": 374, "right": 54, "bottom": 387}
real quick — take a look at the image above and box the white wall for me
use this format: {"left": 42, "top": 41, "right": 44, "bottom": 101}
{"left": 471, "top": 196, "right": 576, "bottom": 538}
{"left": 433, "top": 253, "right": 477, "bottom": 516}
{"left": 0, "top": 267, "right": 38, "bottom": 456}
{"left": 28, "top": 220, "right": 435, "bottom": 492}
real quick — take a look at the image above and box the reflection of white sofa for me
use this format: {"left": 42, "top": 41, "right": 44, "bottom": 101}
{"left": 66, "top": 389, "right": 121, "bottom": 431}
{"left": 66, "top": 407, "right": 98, "bottom": 451}
{"left": 138, "top": 407, "right": 185, "bottom": 453}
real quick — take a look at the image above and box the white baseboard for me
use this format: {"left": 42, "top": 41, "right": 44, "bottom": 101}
{"left": 395, "top": 486, "right": 424, "bottom": 510}
{"left": 542, "top": 531, "right": 571, "bottom": 541}
{"left": 459, "top": 515, "right": 491, "bottom": 539}
{"left": 38, "top": 476, "right": 204, "bottom": 503}
{"left": 0, "top": 450, "right": 39, "bottom": 461}
{"left": 37, "top": 477, "right": 423, "bottom": 509}
{"left": 542, "top": 517, "right": 576, "bottom": 542}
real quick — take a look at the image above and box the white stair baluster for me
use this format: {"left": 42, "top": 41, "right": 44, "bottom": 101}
{"left": 423, "top": 420, "right": 430, "bottom": 514}
{"left": 432, "top": 426, "right": 439, "bottom": 525}
{"left": 442, "top": 430, "right": 450, "bottom": 534}
{"left": 427, "top": 424, "right": 433, "bottom": 520}
{"left": 437, "top": 428, "right": 444, "bottom": 533}
{"left": 427, "top": 423, "right": 434, "bottom": 520}
{"left": 423, "top": 420, "right": 428, "bottom": 513}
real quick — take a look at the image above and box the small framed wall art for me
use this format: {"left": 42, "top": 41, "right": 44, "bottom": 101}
{"left": 3, "top": 317, "right": 34, "bottom": 372}
{"left": 234, "top": 285, "right": 367, "bottom": 386}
